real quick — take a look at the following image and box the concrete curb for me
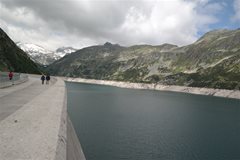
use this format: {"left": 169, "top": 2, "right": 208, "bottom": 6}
{"left": 67, "top": 116, "right": 86, "bottom": 160}
{"left": 54, "top": 78, "right": 86, "bottom": 160}
{"left": 54, "top": 80, "right": 67, "bottom": 160}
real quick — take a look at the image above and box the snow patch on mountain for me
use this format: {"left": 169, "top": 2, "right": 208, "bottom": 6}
{"left": 17, "top": 42, "right": 52, "bottom": 56}
{"left": 16, "top": 42, "right": 77, "bottom": 65}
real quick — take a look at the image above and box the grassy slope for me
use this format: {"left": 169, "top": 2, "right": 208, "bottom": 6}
{"left": 47, "top": 29, "right": 240, "bottom": 90}
{"left": 0, "top": 28, "right": 40, "bottom": 73}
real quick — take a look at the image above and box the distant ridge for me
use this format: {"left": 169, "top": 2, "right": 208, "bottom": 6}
{"left": 48, "top": 29, "right": 240, "bottom": 90}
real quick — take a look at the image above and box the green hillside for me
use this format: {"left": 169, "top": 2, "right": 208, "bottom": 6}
{"left": 48, "top": 29, "right": 240, "bottom": 90}
{"left": 0, "top": 28, "right": 40, "bottom": 73}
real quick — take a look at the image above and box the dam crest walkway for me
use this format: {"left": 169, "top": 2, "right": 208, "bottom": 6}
{"left": 0, "top": 75, "right": 85, "bottom": 160}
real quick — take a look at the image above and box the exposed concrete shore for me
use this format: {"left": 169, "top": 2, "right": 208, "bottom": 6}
{"left": 66, "top": 77, "right": 240, "bottom": 100}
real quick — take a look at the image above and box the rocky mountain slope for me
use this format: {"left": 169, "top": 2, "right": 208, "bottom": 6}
{"left": 0, "top": 28, "right": 40, "bottom": 73}
{"left": 48, "top": 29, "right": 240, "bottom": 90}
{"left": 17, "top": 43, "right": 77, "bottom": 65}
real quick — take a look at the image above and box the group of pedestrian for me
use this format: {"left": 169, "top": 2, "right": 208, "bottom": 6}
{"left": 41, "top": 74, "right": 51, "bottom": 85}
{"left": 7, "top": 71, "right": 51, "bottom": 85}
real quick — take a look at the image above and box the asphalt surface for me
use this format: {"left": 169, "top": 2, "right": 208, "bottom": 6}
{"left": 0, "top": 76, "right": 66, "bottom": 160}
{"left": 0, "top": 76, "right": 85, "bottom": 160}
{"left": 0, "top": 77, "right": 55, "bottom": 121}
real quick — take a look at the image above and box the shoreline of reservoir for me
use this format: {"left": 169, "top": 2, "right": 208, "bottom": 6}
{"left": 65, "top": 77, "right": 240, "bottom": 100}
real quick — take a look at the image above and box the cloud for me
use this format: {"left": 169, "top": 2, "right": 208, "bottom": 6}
{"left": 232, "top": 0, "right": 240, "bottom": 22}
{"left": 0, "top": 0, "right": 223, "bottom": 49}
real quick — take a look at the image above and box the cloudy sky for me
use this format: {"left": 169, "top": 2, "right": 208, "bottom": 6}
{"left": 0, "top": 0, "right": 239, "bottom": 50}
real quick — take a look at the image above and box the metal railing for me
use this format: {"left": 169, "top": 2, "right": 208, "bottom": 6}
{"left": 0, "top": 72, "right": 28, "bottom": 88}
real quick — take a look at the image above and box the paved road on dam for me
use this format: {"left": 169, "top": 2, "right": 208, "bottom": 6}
{"left": 0, "top": 76, "right": 67, "bottom": 160}
{"left": 0, "top": 76, "right": 55, "bottom": 121}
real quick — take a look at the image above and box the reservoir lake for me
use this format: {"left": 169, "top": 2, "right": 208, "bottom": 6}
{"left": 66, "top": 82, "right": 240, "bottom": 160}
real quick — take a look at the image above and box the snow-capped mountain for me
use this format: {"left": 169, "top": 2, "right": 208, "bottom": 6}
{"left": 56, "top": 47, "right": 77, "bottom": 58}
{"left": 16, "top": 42, "right": 59, "bottom": 65}
{"left": 17, "top": 43, "right": 51, "bottom": 56}
{"left": 16, "top": 42, "right": 77, "bottom": 65}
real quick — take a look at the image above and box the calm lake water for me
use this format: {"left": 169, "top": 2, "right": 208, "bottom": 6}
{"left": 66, "top": 82, "right": 240, "bottom": 160}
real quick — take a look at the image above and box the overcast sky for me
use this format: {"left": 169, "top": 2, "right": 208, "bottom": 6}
{"left": 0, "top": 0, "right": 239, "bottom": 50}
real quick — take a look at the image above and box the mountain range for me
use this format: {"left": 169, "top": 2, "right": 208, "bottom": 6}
{"left": 17, "top": 42, "right": 77, "bottom": 65}
{"left": 0, "top": 27, "right": 239, "bottom": 90}
{"left": 47, "top": 29, "right": 240, "bottom": 90}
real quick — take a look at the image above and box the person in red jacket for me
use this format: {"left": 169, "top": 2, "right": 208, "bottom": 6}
{"left": 8, "top": 71, "right": 13, "bottom": 80}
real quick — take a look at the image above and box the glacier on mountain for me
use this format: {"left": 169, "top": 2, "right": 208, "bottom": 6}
{"left": 16, "top": 42, "right": 77, "bottom": 65}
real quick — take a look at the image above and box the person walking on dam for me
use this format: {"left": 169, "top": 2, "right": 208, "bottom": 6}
{"left": 8, "top": 71, "right": 13, "bottom": 80}
{"left": 46, "top": 74, "right": 50, "bottom": 85}
{"left": 41, "top": 74, "right": 45, "bottom": 85}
